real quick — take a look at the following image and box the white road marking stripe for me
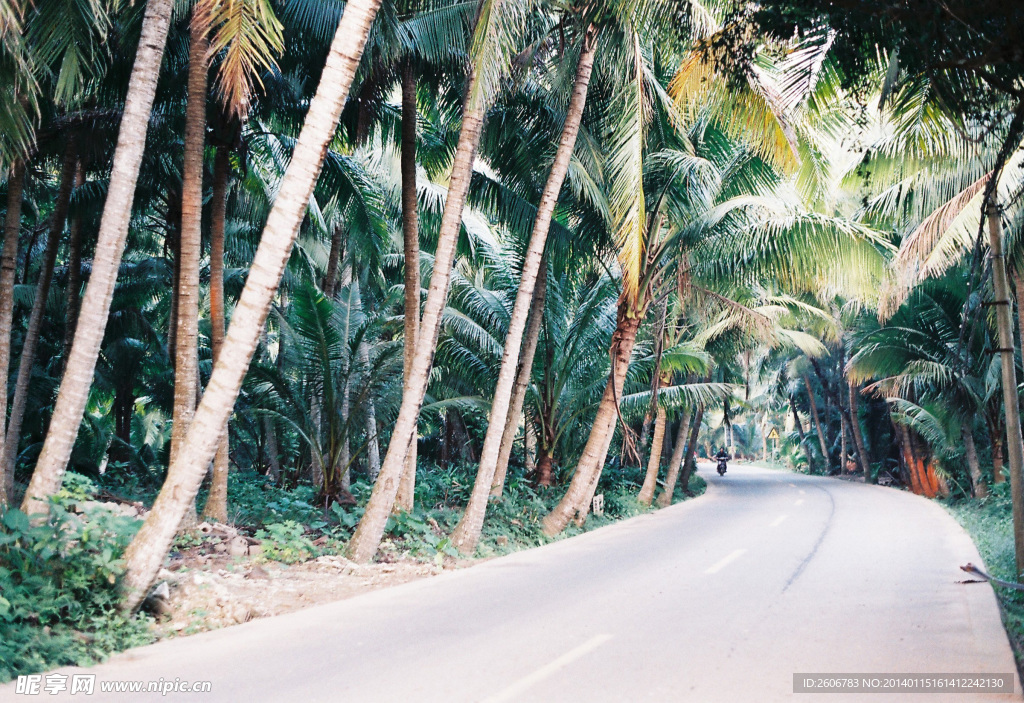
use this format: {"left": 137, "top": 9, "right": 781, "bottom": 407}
{"left": 795, "top": 499, "right": 804, "bottom": 506}
{"left": 704, "top": 549, "right": 747, "bottom": 574}
{"left": 770, "top": 514, "right": 788, "bottom": 527}
{"left": 799, "top": 490, "right": 806, "bottom": 495}
{"left": 788, "top": 483, "right": 797, "bottom": 488}
{"left": 482, "top": 634, "right": 613, "bottom": 702}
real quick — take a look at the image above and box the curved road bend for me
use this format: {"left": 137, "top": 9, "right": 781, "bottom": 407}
{"left": 2, "top": 463, "right": 1018, "bottom": 702}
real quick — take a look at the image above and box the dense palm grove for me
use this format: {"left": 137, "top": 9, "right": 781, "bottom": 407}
{"left": 1, "top": 0, "right": 1023, "bottom": 679}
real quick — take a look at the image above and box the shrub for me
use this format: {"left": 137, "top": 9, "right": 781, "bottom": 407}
{"left": 0, "top": 489, "right": 153, "bottom": 682}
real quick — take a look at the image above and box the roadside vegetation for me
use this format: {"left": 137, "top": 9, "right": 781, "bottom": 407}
{"left": 0, "top": 0, "right": 1022, "bottom": 684}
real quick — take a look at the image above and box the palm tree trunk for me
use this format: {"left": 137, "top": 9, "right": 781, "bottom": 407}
{"left": 679, "top": 404, "right": 705, "bottom": 491}
{"left": 450, "top": 27, "right": 599, "bottom": 553}
{"left": 0, "top": 160, "right": 25, "bottom": 506}
{"left": 348, "top": 7, "right": 505, "bottom": 562}
{"left": 962, "top": 420, "right": 986, "bottom": 498}
{"left": 323, "top": 224, "right": 343, "bottom": 297}
{"left": 790, "top": 394, "right": 815, "bottom": 472}
{"left": 21, "top": 0, "right": 176, "bottom": 517}
{"left": 542, "top": 297, "right": 642, "bottom": 536}
{"left": 638, "top": 404, "right": 666, "bottom": 505}
{"left": 264, "top": 415, "right": 281, "bottom": 482}
{"left": 337, "top": 265, "right": 353, "bottom": 494}
{"left": 63, "top": 161, "right": 85, "bottom": 368}
{"left": 394, "top": 59, "right": 420, "bottom": 513}
{"left": 170, "top": 18, "right": 207, "bottom": 471}
{"left": 848, "top": 382, "right": 871, "bottom": 480}
{"left": 524, "top": 418, "right": 536, "bottom": 474}
{"left": 119, "top": 0, "right": 381, "bottom": 611}
{"left": 988, "top": 199, "right": 1024, "bottom": 575}
{"left": 167, "top": 225, "right": 180, "bottom": 367}
{"left": 489, "top": 254, "right": 547, "bottom": 497}
{"left": 657, "top": 409, "right": 691, "bottom": 507}
{"left": 358, "top": 339, "right": 381, "bottom": 482}
{"left": 202, "top": 147, "right": 231, "bottom": 523}
{"left": 803, "top": 371, "right": 829, "bottom": 472}
{"left": 169, "top": 21, "right": 209, "bottom": 532}
{"left": 2, "top": 142, "right": 77, "bottom": 494}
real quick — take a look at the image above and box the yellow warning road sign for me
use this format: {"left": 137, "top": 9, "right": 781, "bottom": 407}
{"left": 766, "top": 427, "right": 780, "bottom": 440}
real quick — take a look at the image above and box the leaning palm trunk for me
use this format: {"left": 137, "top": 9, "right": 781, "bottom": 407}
{"left": 542, "top": 299, "right": 642, "bottom": 536}
{"left": 987, "top": 199, "right": 1024, "bottom": 575}
{"left": 450, "top": 28, "right": 598, "bottom": 554}
{"left": 21, "top": 0, "right": 176, "bottom": 516}
{"left": 3, "top": 143, "right": 77, "bottom": 494}
{"left": 202, "top": 147, "right": 231, "bottom": 523}
{"left": 657, "top": 409, "right": 691, "bottom": 507}
{"left": 348, "top": 0, "right": 513, "bottom": 562}
{"left": 638, "top": 404, "right": 666, "bottom": 505}
{"left": 0, "top": 160, "right": 25, "bottom": 505}
{"left": 119, "top": 0, "right": 381, "bottom": 612}
{"left": 394, "top": 60, "right": 420, "bottom": 512}
{"left": 490, "top": 255, "right": 547, "bottom": 497}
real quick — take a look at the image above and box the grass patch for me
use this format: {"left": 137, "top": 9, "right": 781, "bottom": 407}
{"left": 944, "top": 483, "right": 1024, "bottom": 678}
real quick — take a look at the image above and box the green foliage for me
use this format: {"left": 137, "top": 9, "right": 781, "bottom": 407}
{"left": 945, "top": 488, "right": 1024, "bottom": 669}
{"left": 0, "top": 484, "right": 153, "bottom": 682}
{"left": 254, "top": 521, "right": 319, "bottom": 564}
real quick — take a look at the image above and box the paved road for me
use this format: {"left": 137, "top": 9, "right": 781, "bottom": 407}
{"left": 3, "top": 463, "right": 1019, "bottom": 702}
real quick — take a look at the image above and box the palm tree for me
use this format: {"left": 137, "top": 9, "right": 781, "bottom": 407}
{"left": 21, "top": 0, "right": 176, "bottom": 516}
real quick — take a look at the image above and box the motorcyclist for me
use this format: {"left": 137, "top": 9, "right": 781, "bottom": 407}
{"left": 715, "top": 447, "right": 729, "bottom": 463}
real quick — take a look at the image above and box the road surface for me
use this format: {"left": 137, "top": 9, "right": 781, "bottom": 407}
{"left": 2, "top": 463, "right": 1018, "bottom": 702}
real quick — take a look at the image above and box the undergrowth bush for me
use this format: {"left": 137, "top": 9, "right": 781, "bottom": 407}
{"left": 0, "top": 474, "right": 153, "bottom": 682}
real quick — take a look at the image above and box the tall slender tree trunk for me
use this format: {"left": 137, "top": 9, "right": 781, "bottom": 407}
{"left": 451, "top": 27, "right": 599, "bottom": 553}
{"left": 848, "top": 382, "right": 871, "bottom": 480}
{"left": 657, "top": 409, "right": 691, "bottom": 507}
{"left": 203, "top": 147, "right": 231, "bottom": 523}
{"left": 394, "top": 60, "right": 420, "bottom": 512}
{"left": 524, "top": 418, "right": 536, "bottom": 474}
{"left": 264, "top": 416, "right": 281, "bottom": 482}
{"left": 790, "top": 394, "right": 815, "bottom": 472}
{"left": 170, "top": 21, "right": 208, "bottom": 531}
{"left": 638, "top": 403, "right": 666, "bottom": 506}
{"left": 988, "top": 199, "right": 1024, "bottom": 576}
{"left": 336, "top": 265, "right": 353, "bottom": 494}
{"left": 803, "top": 371, "right": 829, "bottom": 472}
{"left": 348, "top": 2, "right": 510, "bottom": 563}
{"left": 542, "top": 297, "right": 643, "bottom": 536}
{"left": 962, "top": 420, "right": 986, "bottom": 498}
{"left": 0, "top": 160, "right": 25, "bottom": 506}
{"left": 167, "top": 226, "right": 180, "bottom": 367}
{"left": 359, "top": 340, "right": 381, "bottom": 482}
{"left": 170, "top": 18, "right": 207, "bottom": 472}
{"left": 63, "top": 161, "right": 85, "bottom": 368}
{"left": 119, "top": 0, "right": 381, "bottom": 611}
{"left": 679, "top": 404, "right": 705, "bottom": 491}
{"left": 323, "top": 224, "right": 343, "bottom": 297}
{"left": 2, "top": 143, "right": 77, "bottom": 493}
{"left": 490, "top": 255, "right": 547, "bottom": 497}
{"left": 21, "top": 0, "right": 176, "bottom": 516}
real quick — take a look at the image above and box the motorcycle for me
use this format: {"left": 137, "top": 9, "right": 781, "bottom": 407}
{"left": 716, "top": 457, "right": 728, "bottom": 476}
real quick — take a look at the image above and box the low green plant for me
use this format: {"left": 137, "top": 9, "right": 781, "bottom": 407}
{"left": 0, "top": 488, "right": 153, "bottom": 682}
{"left": 945, "top": 486, "right": 1024, "bottom": 676}
{"left": 254, "top": 520, "right": 319, "bottom": 564}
